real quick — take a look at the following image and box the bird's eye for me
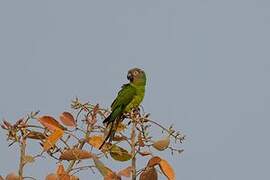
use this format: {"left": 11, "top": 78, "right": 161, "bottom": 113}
{"left": 133, "top": 71, "right": 139, "bottom": 76}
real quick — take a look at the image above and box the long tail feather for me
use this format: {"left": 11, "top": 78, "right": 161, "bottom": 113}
{"left": 99, "top": 122, "right": 114, "bottom": 149}
{"left": 99, "top": 118, "right": 120, "bottom": 150}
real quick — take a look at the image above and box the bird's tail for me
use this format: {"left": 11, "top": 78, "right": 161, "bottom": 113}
{"left": 102, "top": 113, "right": 112, "bottom": 124}
{"left": 99, "top": 119, "right": 119, "bottom": 149}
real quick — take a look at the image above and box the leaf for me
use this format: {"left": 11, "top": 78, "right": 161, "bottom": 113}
{"left": 45, "top": 173, "right": 58, "bottom": 180}
{"left": 26, "top": 131, "right": 46, "bottom": 140}
{"left": 93, "top": 156, "right": 113, "bottom": 177}
{"left": 43, "top": 129, "right": 64, "bottom": 151}
{"left": 104, "top": 172, "right": 121, "bottom": 180}
{"left": 139, "top": 167, "right": 158, "bottom": 180}
{"left": 49, "top": 164, "right": 78, "bottom": 180}
{"left": 23, "top": 155, "right": 35, "bottom": 164}
{"left": 88, "top": 135, "right": 110, "bottom": 150}
{"left": 112, "top": 135, "right": 126, "bottom": 141}
{"left": 88, "top": 135, "right": 104, "bottom": 148}
{"left": 56, "top": 164, "right": 66, "bottom": 175}
{"left": 5, "top": 172, "right": 19, "bottom": 180}
{"left": 60, "top": 148, "right": 93, "bottom": 161}
{"left": 138, "top": 151, "right": 152, "bottom": 156}
{"left": 147, "top": 156, "right": 162, "bottom": 167}
{"left": 159, "top": 159, "right": 175, "bottom": 180}
{"left": 138, "top": 132, "right": 145, "bottom": 147}
{"left": 117, "top": 166, "right": 133, "bottom": 177}
{"left": 38, "top": 116, "right": 66, "bottom": 131}
{"left": 152, "top": 136, "right": 170, "bottom": 151}
{"left": 0, "top": 176, "right": 3, "bottom": 180}
{"left": 56, "top": 164, "right": 70, "bottom": 180}
{"left": 59, "top": 112, "right": 76, "bottom": 127}
{"left": 110, "top": 144, "right": 132, "bottom": 162}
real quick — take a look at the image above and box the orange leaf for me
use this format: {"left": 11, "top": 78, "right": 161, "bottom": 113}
{"left": 139, "top": 167, "right": 158, "bottom": 180}
{"left": 56, "top": 164, "right": 66, "bottom": 175}
{"left": 5, "top": 172, "right": 19, "bottom": 180}
{"left": 38, "top": 116, "right": 66, "bottom": 131}
{"left": 138, "top": 151, "right": 152, "bottom": 156}
{"left": 152, "top": 136, "right": 170, "bottom": 151}
{"left": 60, "top": 148, "right": 93, "bottom": 161}
{"left": 112, "top": 135, "right": 126, "bottom": 141}
{"left": 26, "top": 131, "right": 46, "bottom": 140}
{"left": 59, "top": 112, "right": 76, "bottom": 127}
{"left": 43, "top": 129, "right": 64, "bottom": 151}
{"left": 56, "top": 164, "right": 70, "bottom": 180}
{"left": 147, "top": 156, "right": 162, "bottom": 167}
{"left": 104, "top": 172, "right": 121, "bottom": 180}
{"left": 88, "top": 135, "right": 103, "bottom": 148}
{"left": 88, "top": 135, "right": 110, "bottom": 150}
{"left": 159, "top": 159, "right": 175, "bottom": 180}
{"left": 45, "top": 173, "right": 58, "bottom": 180}
{"left": 117, "top": 166, "right": 133, "bottom": 177}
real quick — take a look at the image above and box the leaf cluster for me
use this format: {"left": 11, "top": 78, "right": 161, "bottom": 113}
{"left": 1, "top": 98, "right": 185, "bottom": 180}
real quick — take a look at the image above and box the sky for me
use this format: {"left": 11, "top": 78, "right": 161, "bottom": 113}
{"left": 0, "top": 0, "right": 270, "bottom": 179}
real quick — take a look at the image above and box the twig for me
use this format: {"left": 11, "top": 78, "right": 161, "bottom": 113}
{"left": 18, "top": 137, "right": 26, "bottom": 180}
{"left": 131, "top": 119, "right": 137, "bottom": 180}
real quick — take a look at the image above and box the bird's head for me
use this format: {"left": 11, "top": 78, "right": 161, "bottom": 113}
{"left": 127, "top": 68, "right": 146, "bottom": 86}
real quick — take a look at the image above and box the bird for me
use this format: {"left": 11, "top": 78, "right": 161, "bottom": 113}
{"left": 99, "top": 68, "right": 146, "bottom": 149}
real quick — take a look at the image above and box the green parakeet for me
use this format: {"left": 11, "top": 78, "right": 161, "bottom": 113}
{"left": 99, "top": 68, "right": 146, "bottom": 149}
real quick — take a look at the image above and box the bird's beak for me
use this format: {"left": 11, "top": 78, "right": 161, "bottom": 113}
{"left": 127, "top": 73, "right": 133, "bottom": 81}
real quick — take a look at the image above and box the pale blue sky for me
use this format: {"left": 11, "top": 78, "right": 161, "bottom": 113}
{"left": 1, "top": 0, "right": 270, "bottom": 179}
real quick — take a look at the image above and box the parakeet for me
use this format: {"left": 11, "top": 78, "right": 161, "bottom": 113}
{"left": 99, "top": 68, "right": 146, "bottom": 149}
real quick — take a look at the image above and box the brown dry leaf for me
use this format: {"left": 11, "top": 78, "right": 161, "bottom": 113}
{"left": 88, "top": 135, "right": 111, "bottom": 151}
{"left": 56, "top": 164, "right": 66, "bottom": 175}
{"left": 0, "top": 176, "right": 3, "bottom": 180}
{"left": 104, "top": 171, "right": 121, "bottom": 180}
{"left": 93, "top": 156, "right": 114, "bottom": 177}
{"left": 56, "top": 164, "right": 71, "bottom": 180}
{"left": 49, "top": 164, "right": 77, "bottom": 180}
{"left": 70, "top": 175, "right": 79, "bottom": 180}
{"left": 116, "top": 122, "right": 126, "bottom": 132}
{"left": 5, "top": 172, "right": 19, "bottom": 180}
{"left": 38, "top": 116, "right": 66, "bottom": 131}
{"left": 159, "top": 159, "right": 175, "bottom": 180}
{"left": 59, "top": 112, "right": 76, "bottom": 127}
{"left": 58, "top": 174, "right": 70, "bottom": 180}
{"left": 110, "top": 144, "right": 132, "bottom": 162}
{"left": 43, "top": 129, "right": 64, "bottom": 151}
{"left": 117, "top": 166, "right": 132, "bottom": 177}
{"left": 139, "top": 167, "right": 158, "bottom": 180}
{"left": 138, "top": 132, "right": 145, "bottom": 147}
{"left": 152, "top": 136, "right": 170, "bottom": 151}
{"left": 23, "top": 155, "right": 35, "bottom": 164}
{"left": 138, "top": 151, "right": 152, "bottom": 156}
{"left": 147, "top": 156, "right": 162, "bottom": 167}
{"left": 112, "top": 135, "right": 126, "bottom": 141}
{"left": 26, "top": 131, "right": 46, "bottom": 140}
{"left": 60, "top": 148, "right": 93, "bottom": 161}
{"left": 45, "top": 173, "right": 58, "bottom": 180}
{"left": 88, "top": 135, "right": 104, "bottom": 149}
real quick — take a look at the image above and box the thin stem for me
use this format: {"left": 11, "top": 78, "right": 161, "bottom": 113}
{"left": 131, "top": 120, "right": 136, "bottom": 180}
{"left": 18, "top": 138, "right": 26, "bottom": 180}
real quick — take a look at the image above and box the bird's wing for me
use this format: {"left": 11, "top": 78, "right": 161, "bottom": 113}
{"left": 111, "top": 83, "right": 136, "bottom": 111}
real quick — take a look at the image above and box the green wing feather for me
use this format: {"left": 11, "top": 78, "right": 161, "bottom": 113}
{"left": 99, "top": 84, "right": 136, "bottom": 149}
{"left": 111, "top": 84, "right": 136, "bottom": 110}
{"left": 103, "top": 84, "right": 136, "bottom": 124}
